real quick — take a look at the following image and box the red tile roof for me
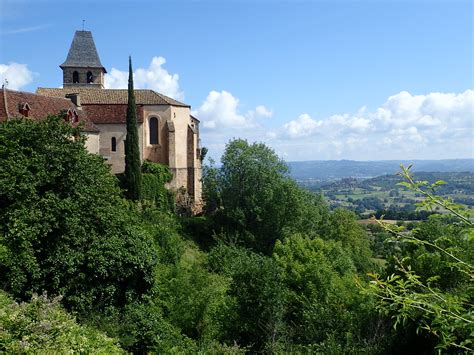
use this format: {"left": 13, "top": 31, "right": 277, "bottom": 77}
{"left": 83, "top": 104, "right": 144, "bottom": 124}
{"left": 0, "top": 88, "right": 99, "bottom": 132}
{"left": 36, "top": 87, "right": 189, "bottom": 107}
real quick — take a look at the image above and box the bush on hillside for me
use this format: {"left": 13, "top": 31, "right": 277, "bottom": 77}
{"left": 0, "top": 116, "right": 157, "bottom": 313}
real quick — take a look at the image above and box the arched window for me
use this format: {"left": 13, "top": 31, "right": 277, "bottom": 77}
{"left": 149, "top": 117, "right": 158, "bottom": 144}
{"left": 73, "top": 71, "right": 79, "bottom": 83}
{"left": 87, "top": 71, "right": 94, "bottom": 83}
{"left": 111, "top": 137, "right": 117, "bottom": 152}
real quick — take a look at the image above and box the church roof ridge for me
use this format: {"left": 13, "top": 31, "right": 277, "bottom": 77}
{"left": 60, "top": 31, "right": 106, "bottom": 72}
{"left": 3, "top": 87, "right": 73, "bottom": 101}
{"left": 36, "top": 87, "right": 190, "bottom": 107}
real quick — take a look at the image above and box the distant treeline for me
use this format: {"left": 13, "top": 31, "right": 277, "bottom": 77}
{"left": 372, "top": 209, "right": 436, "bottom": 221}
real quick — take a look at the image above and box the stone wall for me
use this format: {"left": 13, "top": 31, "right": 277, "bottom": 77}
{"left": 63, "top": 67, "right": 104, "bottom": 89}
{"left": 141, "top": 105, "right": 171, "bottom": 165}
{"left": 84, "top": 132, "right": 100, "bottom": 154}
{"left": 95, "top": 123, "right": 144, "bottom": 174}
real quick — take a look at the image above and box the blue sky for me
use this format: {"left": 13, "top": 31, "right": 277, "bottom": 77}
{"left": 1, "top": 0, "right": 473, "bottom": 161}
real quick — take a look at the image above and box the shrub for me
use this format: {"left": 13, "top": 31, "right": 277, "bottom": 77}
{"left": 0, "top": 291, "right": 122, "bottom": 353}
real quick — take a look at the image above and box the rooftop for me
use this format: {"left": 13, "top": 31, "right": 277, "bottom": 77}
{"left": 60, "top": 31, "right": 106, "bottom": 71}
{"left": 0, "top": 88, "right": 99, "bottom": 132}
{"left": 37, "top": 87, "right": 190, "bottom": 107}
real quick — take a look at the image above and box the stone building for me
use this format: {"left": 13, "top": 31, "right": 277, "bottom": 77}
{"left": 0, "top": 88, "right": 99, "bottom": 150}
{"left": 37, "top": 31, "right": 202, "bottom": 207}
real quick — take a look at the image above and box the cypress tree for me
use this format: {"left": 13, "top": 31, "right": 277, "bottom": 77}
{"left": 124, "top": 56, "right": 142, "bottom": 201}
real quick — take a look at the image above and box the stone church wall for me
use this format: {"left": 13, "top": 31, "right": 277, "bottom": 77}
{"left": 84, "top": 132, "right": 100, "bottom": 154}
{"left": 142, "top": 105, "right": 171, "bottom": 165}
{"left": 95, "top": 123, "right": 144, "bottom": 174}
{"left": 170, "top": 106, "right": 192, "bottom": 191}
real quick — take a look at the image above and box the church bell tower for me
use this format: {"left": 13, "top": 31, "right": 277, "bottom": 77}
{"left": 60, "top": 31, "right": 106, "bottom": 89}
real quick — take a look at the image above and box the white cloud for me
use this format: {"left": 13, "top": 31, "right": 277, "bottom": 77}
{"left": 375, "top": 90, "right": 473, "bottom": 131}
{"left": 283, "top": 113, "right": 322, "bottom": 138}
{"left": 193, "top": 90, "right": 272, "bottom": 130}
{"left": 255, "top": 105, "right": 273, "bottom": 118}
{"left": 268, "top": 90, "right": 474, "bottom": 161}
{"left": 200, "top": 89, "right": 473, "bottom": 161}
{"left": 278, "top": 112, "right": 373, "bottom": 140}
{"left": 105, "top": 56, "right": 183, "bottom": 100}
{"left": 0, "top": 62, "right": 35, "bottom": 90}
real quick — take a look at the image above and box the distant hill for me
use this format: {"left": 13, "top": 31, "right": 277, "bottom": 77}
{"left": 287, "top": 159, "right": 474, "bottom": 181}
{"left": 321, "top": 172, "right": 474, "bottom": 194}
{"left": 303, "top": 171, "right": 474, "bottom": 219}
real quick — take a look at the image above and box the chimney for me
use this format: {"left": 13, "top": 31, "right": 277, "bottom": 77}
{"left": 65, "top": 93, "right": 81, "bottom": 108}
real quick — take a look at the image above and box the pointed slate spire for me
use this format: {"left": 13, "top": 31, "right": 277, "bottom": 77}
{"left": 60, "top": 31, "right": 106, "bottom": 72}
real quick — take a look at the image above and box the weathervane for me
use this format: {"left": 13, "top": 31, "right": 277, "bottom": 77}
{"left": 82, "top": 20, "right": 85, "bottom": 31}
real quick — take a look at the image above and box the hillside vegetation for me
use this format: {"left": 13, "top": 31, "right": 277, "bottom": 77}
{"left": 0, "top": 116, "right": 472, "bottom": 353}
{"left": 300, "top": 172, "right": 474, "bottom": 219}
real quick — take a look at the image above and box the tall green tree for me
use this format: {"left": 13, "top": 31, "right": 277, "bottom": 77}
{"left": 124, "top": 56, "right": 142, "bottom": 201}
{"left": 0, "top": 116, "right": 156, "bottom": 313}
{"left": 205, "top": 139, "right": 327, "bottom": 254}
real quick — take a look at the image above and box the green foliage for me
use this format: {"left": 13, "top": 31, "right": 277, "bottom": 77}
{"left": 388, "top": 216, "right": 472, "bottom": 290}
{"left": 320, "top": 208, "right": 374, "bottom": 272}
{"left": 273, "top": 234, "right": 380, "bottom": 349}
{"left": 366, "top": 223, "right": 393, "bottom": 260}
{"left": 0, "top": 116, "right": 157, "bottom": 312}
{"left": 4, "top": 119, "right": 468, "bottom": 355}
{"left": 0, "top": 291, "right": 122, "bottom": 353}
{"left": 180, "top": 216, "right": 216, "bottom": 250}
{"left": 217, "top": 139, "right": 291, "bottom": 252}
{"left": 141, "top": 160, "right": 174, "bottom": 211}
{"left": 142, "top": 159, "right": 173, "bottom": 182}
{"left": 206, "top": 139, "right": 327, "bottom": 254}
{"left": 200, "top": 146, "right": 208, "bottom": 161}
{"left": 154, "top": 243, "right": 231, "bottom": 343}
{"left": 88, "top": 214, "right": 238, "bottom": 353}
{"left": 128, "top": 208, "right": 236, "bottom": 351}
{"left": 368, "top": 165, "right": 474, "bottom": 352}
{"left": 208, "top": 243, "right": 285, "bottom": 352}
{"left": 124, "top": 56, "right": 142, "bottom": 201}
{"left": 202, "top": 158, "right": 221, "bottom": 214}
{"left": 140, "top": 207, "right": 184, "bottom": 265}
{"left": 119, "top": 299, "right": 198, "bottom": 353}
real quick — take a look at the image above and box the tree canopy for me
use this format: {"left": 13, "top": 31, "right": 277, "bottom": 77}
{"left": 0, "top": 116, "right": 156, "bottom": 312}
{"left": 205, "top": 139, "right": 327, "bottom": 254}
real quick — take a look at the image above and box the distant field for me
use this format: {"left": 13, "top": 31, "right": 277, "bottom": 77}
{"left": 299, "top": 171, "right": 474, "bottom": 220}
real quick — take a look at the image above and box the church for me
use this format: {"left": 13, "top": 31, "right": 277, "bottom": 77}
{"left": 36, "top": 30, "right": 203, "bottom": 207}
